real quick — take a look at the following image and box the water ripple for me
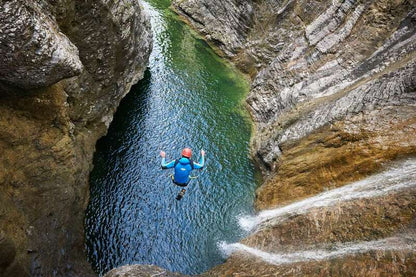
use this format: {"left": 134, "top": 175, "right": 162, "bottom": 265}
{"left": 85, "top": 0, "right": 257, "bottom": 275}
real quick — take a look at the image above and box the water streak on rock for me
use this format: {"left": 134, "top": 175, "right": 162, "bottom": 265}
{"left": 219, "top": 234, "right": 416, "bottom": 265}
{"left": 239, "top": 159, "right": 416, "bottom": 232}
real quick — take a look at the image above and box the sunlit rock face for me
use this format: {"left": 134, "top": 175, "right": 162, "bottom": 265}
{"left": 172, "top": 0, "right": 254, "bottom": 58}
{"left": 0, "top": 0, "right": 152, "bottom": 276}
{"left": 174, "top": 0, "right": 415, "bottom": 173}
{"left": 173, "top": 0, "right": 415, "bottom": 275}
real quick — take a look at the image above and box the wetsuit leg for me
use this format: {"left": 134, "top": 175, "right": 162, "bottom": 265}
{"left": 176, "top": 189, "right": 186, "bottom": 200}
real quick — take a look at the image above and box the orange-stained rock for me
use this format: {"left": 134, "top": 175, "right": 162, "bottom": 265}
{"left": 0, "top": 0, "right": 152, "bottom": 275}
{"left": 256, "top": 106, "right": 416, "bottom": 210}
{"left": 206, "top": 249, "right": 416, "bottom": 277}
{"left": 174, "top": 1, "right": 416, "bottom": 276}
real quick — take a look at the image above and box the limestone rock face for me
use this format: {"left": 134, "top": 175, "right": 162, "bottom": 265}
{"left": 175, "top": 0, "right": 415, "bottom": 170}
{"left": 173, "top": 0, "right": 415, "bottom": 275}
{"left": 0, "top": 1, "right": 82, "bottom": 89}
{"left": 173, "top": 0, "right": 254, "bottom": 58}
{"left": 248, "top": 7, "right": 416, "bottom": 170}
{"left": 0, "top": 0, "right": 152, "bottom": 276}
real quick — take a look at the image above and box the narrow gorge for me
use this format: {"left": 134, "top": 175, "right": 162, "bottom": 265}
{"left": 84, "top": 0, "right": 258, "bottom": 275}
{"left": 1, "top": 0, "right": 415, "bottom": 276}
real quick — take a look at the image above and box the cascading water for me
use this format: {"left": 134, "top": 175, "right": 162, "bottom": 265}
{"left": 220, "top": 234, "right": 416, "bottom": 265}
{"left": 218, "top": 159, "right": 416, "bottom": 266}
{"left": 84, "top": 0, "right": 415, "bottom": 273}
{"left": 239, "top": 158, "right": 416, "bottom": 232}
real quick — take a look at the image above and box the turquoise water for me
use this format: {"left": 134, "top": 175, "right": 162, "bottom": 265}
{"left": 85, "top": 0, "right": 258, "bottom": 275}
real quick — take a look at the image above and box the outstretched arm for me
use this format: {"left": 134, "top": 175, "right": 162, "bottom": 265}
{"left": 160, "top": 151, "right": 175, "bottom": 169}
{"left": 193, "top": 149, "right": 205, "bottom": 169}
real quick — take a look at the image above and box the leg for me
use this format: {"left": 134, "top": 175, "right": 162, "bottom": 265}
{"left": 176, "top": 188, "right": 186, "bottom": 200}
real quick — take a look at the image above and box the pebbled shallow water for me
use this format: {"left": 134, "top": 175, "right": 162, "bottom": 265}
{"left": 85, "top": 0, "right": 258, "bottom": 275}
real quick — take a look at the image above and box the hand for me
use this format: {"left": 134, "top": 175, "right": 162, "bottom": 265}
{"left": 160, "top": 151, "right": 166, "bottom": 158}
{"left": 201, "top": 149, "right": 205, "bottom": 156}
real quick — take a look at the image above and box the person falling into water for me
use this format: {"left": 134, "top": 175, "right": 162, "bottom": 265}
{"left": 160, "top": 148, "right": 205, "bottom": 200}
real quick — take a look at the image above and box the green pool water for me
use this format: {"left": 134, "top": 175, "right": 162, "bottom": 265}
{"left": 85, "top": 0, "right": 259, "bottom": 275}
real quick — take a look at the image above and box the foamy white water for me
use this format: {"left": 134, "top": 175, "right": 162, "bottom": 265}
{"left": 239, "top": 159, "right": 416, "bottom": 231}
{"left": 219, "top": 235, "right": 416, "bottom": 265}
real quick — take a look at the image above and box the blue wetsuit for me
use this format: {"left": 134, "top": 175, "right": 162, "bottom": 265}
{"left": 161, "top": 156, "right": 204, "bottom": 185}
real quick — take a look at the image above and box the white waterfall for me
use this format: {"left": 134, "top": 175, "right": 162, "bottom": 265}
{"left": 239, "top": 159, "right": 416, "bottom": 232}
{"left": 219, "top": 235, "right": 415, "bottom": 265}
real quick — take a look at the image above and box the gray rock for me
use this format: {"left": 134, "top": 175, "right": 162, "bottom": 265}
{"left": 0, "top": 0, "right": 83, "bottom": 89}
{"left": 54, "top": 0, "right": 153, "bottom": 128}
{"left": 0, "top": 0, "right": 152, "bottom": 276}
{"left": 170, "top": 1, "right": 416, "bottom": 275}
{"left": 249, "top": 8, "right": 416, "bottom": 169}
{"left": 104, "top": 265, "right": 186, "bottom": 277}
{"left": 174, "top": 0, "right": 416, "bottom": 171}
{"left": 173, "top": 0, "right": 254, "bottom": 58}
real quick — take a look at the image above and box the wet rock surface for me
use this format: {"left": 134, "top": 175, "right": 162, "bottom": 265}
{"left": 1, "top": 0, "right": 415, "bottom": 275}
{"left": 103, "top": 265, "right": 186, "bottom": 277}
{"left": 173, "top": 0, "right": 416, "bottom": 275}
{"left": 208, "top": 245, "right": 416, "bottom": 276}
{"left": 255, "top": 106, "right": 416, "bottom": 209}
{"left": 244, "top": 190, "right": 416, "bottom": 253}
{"left": 0, "top": 0, "right": 152, "bottom": 276}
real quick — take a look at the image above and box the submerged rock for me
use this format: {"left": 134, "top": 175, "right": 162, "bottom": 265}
{"left": 103, "top": 265, "right": 186, "bottom": 277}
{"left": 0, "top": 0, "right": 152, "bottom": 276}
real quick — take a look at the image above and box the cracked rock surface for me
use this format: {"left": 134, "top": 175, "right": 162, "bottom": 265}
{"left": 173, "top": 0, "right": 415, "bottom": 276}
{"left": 0, "top": 1, "right": 82, "bottom": 89}
{"left": 173, "top": 0, "right": 415, "bottom": 179}
{"left": 0, "top": 0, "right": 152, "bottom": 276}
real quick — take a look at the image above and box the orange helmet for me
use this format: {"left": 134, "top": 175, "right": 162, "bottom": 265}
{"left": 181, "top": 148, "right": 192, "bottom": 158}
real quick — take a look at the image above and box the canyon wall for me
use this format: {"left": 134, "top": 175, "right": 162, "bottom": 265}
{"left": 173, "top": 0, "right": 416, "bottom": 275}
{"left": 0, "top": 0, "right": 152, "bottom": 276}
